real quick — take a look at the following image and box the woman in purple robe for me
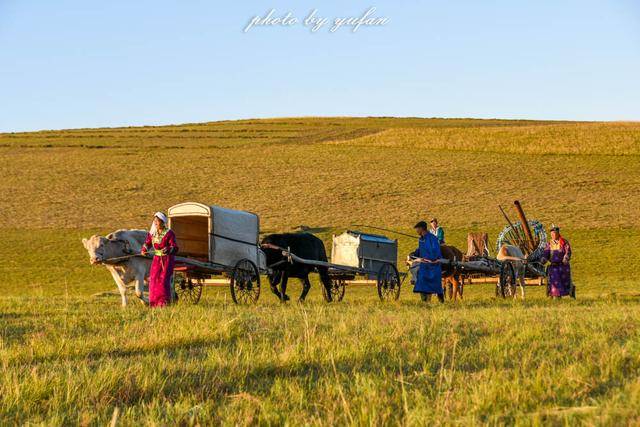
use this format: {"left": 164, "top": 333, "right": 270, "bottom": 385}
{"left": 541, "top": 225, "right": 573, "bottom": 298}
{"left": 141, "top": 212, "right": 178, "bottom": 307}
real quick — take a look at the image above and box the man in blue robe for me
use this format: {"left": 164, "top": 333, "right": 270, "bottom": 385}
{"left": 410, "top": 221, "right": 444, "bottom": 302}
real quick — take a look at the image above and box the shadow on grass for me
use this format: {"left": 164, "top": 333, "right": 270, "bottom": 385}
{"left": 91, "top": 346, "right": 433, "bottom": 408}
{"left": 8, "top": 331, "right": 248, "bottom": 368}
{"left": 1, "top": 323, "right": 38, "bottom": 347}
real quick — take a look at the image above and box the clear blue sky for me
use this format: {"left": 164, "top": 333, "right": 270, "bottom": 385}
{"left": 1, "top": 0, "right": 639, "bottom": 132}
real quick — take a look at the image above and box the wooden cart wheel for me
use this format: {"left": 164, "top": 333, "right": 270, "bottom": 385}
{"left": 499, "top": 262, "right": 517, "bottom": 299}
{"left": 377, "top": 263, "right": 401, "bottom": 302}
{"left": 322, "top": 279, "right": 346, "bottom": 302}
{"left": 173, "top": 271, "right": 203, "bottom": 304}
{"left": 230, "top": 259, "right": 260, "bottom": 305}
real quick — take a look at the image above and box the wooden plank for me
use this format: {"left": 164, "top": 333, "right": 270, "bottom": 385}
{"left": 287, "top": 251, "right": 367, "bottom": 274}
{"left": 202, "top": 278, "right": 230, "bottom": 287}
{"left": 463, "top": 277, "right": 544, "bottom": 286}
{"left": 175, "top": 256, "right": 227, "bottom": 271}
{"left": 177, "top": 240, "right": 208, "bottom": 257}
{"left": 344, "top": 279, "right": 376, "bottom": 286}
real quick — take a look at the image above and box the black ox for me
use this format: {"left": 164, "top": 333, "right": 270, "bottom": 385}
{"left": 260, "top": 233, "right": 333, "bottom": 302}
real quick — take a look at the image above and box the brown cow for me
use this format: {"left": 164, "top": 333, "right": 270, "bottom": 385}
{"left": 441, "top": 245, "right": 464, "bottom": 300}
{"left": 407, "top": 244, "right": 465, "bottom": 301}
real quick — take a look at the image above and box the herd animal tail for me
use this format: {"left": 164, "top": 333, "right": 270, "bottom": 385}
{"left": 317, "top": 239, "right": 332, "bottom": 287}
{"left": 318, "top": 265, "right": 332, "bottom": 287}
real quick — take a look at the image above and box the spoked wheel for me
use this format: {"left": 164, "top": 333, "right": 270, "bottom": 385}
{"left": 173, "top": 271, "right": 203, "bottom": 304}
{"left": 230, "top": 259, "right": 260, "bottom": 305}
{"left": 377, "top": 262, "right": 401, "bottom": 302}
{"left": 499, "top": 262, "right": 517, "bottom": 298}
{"left": 322, "top": 279, "right": 346, "bottom": 302}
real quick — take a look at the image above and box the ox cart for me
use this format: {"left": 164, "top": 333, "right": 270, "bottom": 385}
{"left": 167, "top": 203, "right": 406, "bottom": 305}
{"left": 168, "top": 202, "right": 266, "bottom": 305}
{"left": 276, "top": 230, "right": 406, "bottom": 302}
{"left": 441, "top": 201, "right": 548, "bottom": 299}
{"left": 441, "top": 251, "right": 547, "bottom": 299}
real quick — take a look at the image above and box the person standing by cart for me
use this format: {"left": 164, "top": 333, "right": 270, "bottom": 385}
{"left": 141, "top": 212, "right": 178, "bottom": 307}
{"left": 540, "top": 225, "right": 574, "bottom": 298}
{"left": 410, "top": 221, "right": 444, "bottom": 303}
{"left": 430, "top": 218, "right": 445, "bottom": 244}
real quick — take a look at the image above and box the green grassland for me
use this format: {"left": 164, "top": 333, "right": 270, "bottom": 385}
{"left": 1, "top": 117, "right": 640, "bottom": 425}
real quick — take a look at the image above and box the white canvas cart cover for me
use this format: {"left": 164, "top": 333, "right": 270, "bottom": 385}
{"left": 331, "top": 231, "right": 398, "bottom": 275}
{"left": 167, "top": 202, "right": 265, "bottom": 269}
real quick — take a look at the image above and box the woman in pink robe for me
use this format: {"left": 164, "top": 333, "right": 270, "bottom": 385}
{"left": 141, "top": 212, "right": 178, "bottom": 307}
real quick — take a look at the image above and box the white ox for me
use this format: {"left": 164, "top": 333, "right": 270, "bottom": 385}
{"left": 82, "top": 229, "right": 151, "bottom": 306}
{"left": 496, "top": 244, "right": 527, "bottom": 298}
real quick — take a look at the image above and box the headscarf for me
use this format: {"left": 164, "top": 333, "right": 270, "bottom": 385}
{"left": 549, "top": 224, "right": 567, "bottom": 251}
{"left": 149, "top": 211, "right": 168, "bottom": 236}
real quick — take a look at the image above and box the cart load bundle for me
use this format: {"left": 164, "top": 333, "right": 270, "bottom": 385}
{"left": 496, "top": 219, "right": 547, "bottom": 261}
{"left": 168, "top": 202, "right": 265, "bottom": 270}
{"left": 331, "top": 230, "right": 398, "bottom": 278}
{"left": 465, "top": 232, "right": 490, "bottom": 260}
{"left": 497, "top": 201, "right": 547, "bottom": 262}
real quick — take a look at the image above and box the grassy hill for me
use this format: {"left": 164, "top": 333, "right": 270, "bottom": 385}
{"left": 1, "top": 117, "right": 639, "bottom": 424}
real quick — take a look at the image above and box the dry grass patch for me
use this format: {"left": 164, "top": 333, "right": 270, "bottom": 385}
{"left": 329, "top": 122, "right": 640, "bottom": 155}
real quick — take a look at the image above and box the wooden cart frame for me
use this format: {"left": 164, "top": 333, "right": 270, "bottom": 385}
{"left": 167, "top": 202, "right": 267, "bottom": 305}
{"left": 165, "top": 202, "right": 407, "bottom": 305}
{"left": 278, "top": 247, "right": 407, "bottom": 302}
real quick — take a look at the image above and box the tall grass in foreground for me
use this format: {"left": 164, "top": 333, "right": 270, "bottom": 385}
{"left": 2, "top": 292, "right": 640, "bottom": 425}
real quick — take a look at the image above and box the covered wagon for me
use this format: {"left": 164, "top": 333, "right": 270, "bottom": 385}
{"left": 168, "top": 202, "right": 265, "bottom": 304}
{"left": 324, "top": 230, "right": 401, "bottom": 301}
{"left": 331, "top": 231, "right": 398, "bottom": 274}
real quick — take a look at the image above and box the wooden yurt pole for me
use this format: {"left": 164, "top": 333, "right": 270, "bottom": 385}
{"left": 513, "top": 200, "right": 535, "bottom": 252}
{"left": 499, "top": 205, "right": 525, "bottom": 246}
